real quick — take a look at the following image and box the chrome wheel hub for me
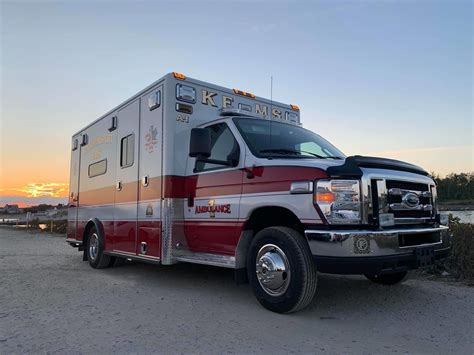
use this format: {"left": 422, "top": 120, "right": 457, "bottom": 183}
{"left": 89, "top": 233, "right": 99, "bottom": 261}
{"left": 256, "top": 244, "right": 290, "bottom": 297}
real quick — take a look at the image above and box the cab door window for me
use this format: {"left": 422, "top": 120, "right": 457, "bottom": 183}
{"left": 195, "top": 123, "right": 240, "bottom": 173}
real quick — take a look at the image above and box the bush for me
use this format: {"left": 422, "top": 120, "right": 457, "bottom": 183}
{"left": 430, "top": 216, "right": 474, "bottom": 281}
{"left": 449, "top": 219, "right": 474, "bottom": 280}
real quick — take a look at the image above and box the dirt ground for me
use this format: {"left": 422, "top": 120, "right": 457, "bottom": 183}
{"left": 0, "top": 227, "right": 473, "bottom": 354}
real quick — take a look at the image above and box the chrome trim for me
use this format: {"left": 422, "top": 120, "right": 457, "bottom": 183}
{"left": 304, "top": 225, "right": 449, "bottom": 258}
{"left": 161, "top": 198, "right": 175, "bottom": 265}
{"left": 256, "top": 244, "right": 291, "bottom": 297}
{"left": 305, "top": 226, "right": 448, "bottom": 240}
{"left": 175, "top": 253, "right": 236, "bottom": 268}
{"left": 290, "top": 181, "right": 313, "bottom": 194}
{"left": 389, "top": 203, "right": 432, "bottom": 211}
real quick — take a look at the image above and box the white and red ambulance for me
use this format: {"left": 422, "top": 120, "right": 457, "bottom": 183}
{"left": 67, "top": 72, "right": 450, "bottom": 313}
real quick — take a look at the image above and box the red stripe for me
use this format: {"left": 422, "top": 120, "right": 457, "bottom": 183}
{"left": 74, "top": 166, "right": 327, "bottom": 206}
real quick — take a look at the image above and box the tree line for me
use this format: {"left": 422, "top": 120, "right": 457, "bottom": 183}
{"left": 432, "top": 172, "right": 473, "bottom": 201}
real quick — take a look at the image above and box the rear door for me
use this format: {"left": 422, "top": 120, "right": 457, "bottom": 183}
{"left": 114, "top": 100, "right": 140, "bottom": 254}
{"left": 67, "top": 136, "right": 81, "bottom": 240}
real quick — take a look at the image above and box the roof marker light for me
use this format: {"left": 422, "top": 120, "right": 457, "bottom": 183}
{"left": 233, "top": 89, "right": 256, "bottom": 99}
{"left": 290, "top": 104, "right": 300, "bottom": 111}
{"left": 173, "top": 72, "right": 186, "bottom": 80}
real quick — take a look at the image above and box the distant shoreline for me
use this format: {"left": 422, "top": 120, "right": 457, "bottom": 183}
{"left": 438, "top": 200, "right": 474, "bottom": 211}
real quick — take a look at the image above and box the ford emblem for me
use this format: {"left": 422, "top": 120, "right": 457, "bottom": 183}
{"left": 403, "top": 192, "right": 420, "bottom": 208}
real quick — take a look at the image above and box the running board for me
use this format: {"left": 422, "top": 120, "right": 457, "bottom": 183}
{"left": 174, "top": 252, "right": 236, "bottom": 269}
{"left": 105, "top": 251, "right": 161, "bottom": 265}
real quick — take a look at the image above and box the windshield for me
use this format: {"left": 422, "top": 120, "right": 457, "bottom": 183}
{"left": 233, "top": 118, "right": 345, "bottom": 159}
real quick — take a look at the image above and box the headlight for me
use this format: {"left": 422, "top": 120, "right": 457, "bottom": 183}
{"left": 315, "top": 179, "right": 362, "bottom": 224}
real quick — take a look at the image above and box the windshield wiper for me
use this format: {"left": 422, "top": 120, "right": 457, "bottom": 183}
{"left": 259, "top": 148, "right": 342, "bottom": 160}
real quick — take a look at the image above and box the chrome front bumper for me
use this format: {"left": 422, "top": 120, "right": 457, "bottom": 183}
{"left": 305, "top": 226, "right": 450, "bottom": 258}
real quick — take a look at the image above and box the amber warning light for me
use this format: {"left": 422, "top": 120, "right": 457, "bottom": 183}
{"left": 173, "top": 72, "right": 186, "bottom": 80}
{"left": 233, "top": 89, "right": 256, "bottom": 99}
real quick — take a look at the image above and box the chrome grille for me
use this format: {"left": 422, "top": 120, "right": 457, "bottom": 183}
{"left": 385, "top": 180, "right": 435, "bottom": 223}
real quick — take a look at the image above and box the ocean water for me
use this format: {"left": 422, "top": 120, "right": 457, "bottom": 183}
{"left": 445, "top": 210, "right": 473, "bottom": 224}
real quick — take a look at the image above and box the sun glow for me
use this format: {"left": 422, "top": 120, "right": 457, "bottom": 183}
{"left": 0, "top": 183, "right": 69, "bottom": 198}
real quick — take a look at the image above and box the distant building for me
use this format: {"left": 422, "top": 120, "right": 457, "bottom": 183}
{"left": 3, "top": 204, "right": 22, "bottom": 214}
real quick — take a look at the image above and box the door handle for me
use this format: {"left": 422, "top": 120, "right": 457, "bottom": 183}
{"left": 142, "top": 175, "right": 149, "bottom": 187}
{"left": 116, "top": 181, "right": 122, "bottom": 191}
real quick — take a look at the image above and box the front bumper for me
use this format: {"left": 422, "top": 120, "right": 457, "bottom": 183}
{"left": 305, "top": 226, "right": 450, "bottom": 275}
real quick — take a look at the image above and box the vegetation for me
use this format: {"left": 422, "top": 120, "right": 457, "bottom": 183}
{"left": 429, "top": 216, "right": 474, "bottom": 282}
{"left": 432, "top": 172, "right": 474, "bottom": 202}
{"left": 23, "top": 203, "right": 65, "bottom": 213}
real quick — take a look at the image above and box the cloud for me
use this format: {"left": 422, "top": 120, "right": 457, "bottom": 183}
{"left": 0, "top": 182, "right": 68, "bottom": 198}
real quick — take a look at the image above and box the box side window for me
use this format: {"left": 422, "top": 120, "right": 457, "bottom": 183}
{"left": 88, "top": 159, "right": 107, "bottom": 178}
{"left": 120, "top": 134, "right": 135, "bottom": 168}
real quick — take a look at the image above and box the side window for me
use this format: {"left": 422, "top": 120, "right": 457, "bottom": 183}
{"left": 195, "top": 123, "right": 240, "bottom": 173}
{"left": 88, "top": 159, "right": 107, "bottom": 178}
{"left": 120, "top": 134, "right": 134, "bottom": 168}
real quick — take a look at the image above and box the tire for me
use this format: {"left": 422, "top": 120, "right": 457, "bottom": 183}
{"left": 247, "top": 226, "right": 317, "bottom": 313}
{"left": 365, "top": 271, "right": 409, "bottom": 285}
{"left": 86, "top": 226, "right": 113, "bottom": 269}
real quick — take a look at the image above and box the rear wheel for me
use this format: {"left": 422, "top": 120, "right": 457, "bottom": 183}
{"left": 247, "top": 227, "right": 317, "bottom": 313}
{"left": 365, "top": 271, "right": 409, "bottom": 285}
{"left": 86, "top": 226, "right": 113, "bottom": 269}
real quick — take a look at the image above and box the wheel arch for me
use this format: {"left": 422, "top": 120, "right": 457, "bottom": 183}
{"left": 235, "top": 206, "right": 306, "bottom": 270}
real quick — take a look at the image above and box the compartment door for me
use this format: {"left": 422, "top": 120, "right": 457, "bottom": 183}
{"left": 137, "top": 86, "right": 164, "bottom": 259}
{"left": 114, "top": 100, "right": 140, "bottom": 254}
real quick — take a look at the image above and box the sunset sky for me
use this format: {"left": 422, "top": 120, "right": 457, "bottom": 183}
{"left": 1, "top": 0, "right": 472, "bottom": 207}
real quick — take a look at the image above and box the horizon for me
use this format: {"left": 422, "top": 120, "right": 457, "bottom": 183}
{"left": 1, "top": 1, "right": 472, "bottom": 206}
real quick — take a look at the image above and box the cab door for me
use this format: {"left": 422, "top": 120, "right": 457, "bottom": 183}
{"left": 113, "top": 99, "right": 140, "bottom": 254}
{"left": 184, "top": 122, "right": 244, "bottom": 255}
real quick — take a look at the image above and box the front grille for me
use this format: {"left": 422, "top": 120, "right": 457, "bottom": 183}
{"left": 386, "top": 180, "right": 428, "bottom": 192}
{"left": 385, "top": 180, "right": 434, "bottom": 222}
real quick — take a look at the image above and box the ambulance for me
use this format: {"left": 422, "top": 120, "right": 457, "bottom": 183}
{"left": 67, "top": 72, "right": 450, "bottom": 313}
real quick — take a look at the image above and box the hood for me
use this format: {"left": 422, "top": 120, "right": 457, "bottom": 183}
{"left": 253, "top": 155, "right": 428, "bottom": 178}
{"left": 326, "top": 155, "right": 428, "bottom": 178}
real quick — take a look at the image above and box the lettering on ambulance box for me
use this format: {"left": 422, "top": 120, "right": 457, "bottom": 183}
{"left": 272, "top": 108, "right": 282, "bottom": 119}
{"left": 222, "top": 96, "right": 233, "bottom": 108}
{"left": 256, "top": 104, "right": 268, "bottom": 116}
{"left": 195, "top": 199, "right": 231, "bottom": 218}
{"left": 199, "top": 89, "right": 298, "bottom": 121}
{"left": 176, "top": 113, "right": 190, "bottom": 123}
{"left": 202, "top": 90, "right": 218, "bottom": 107}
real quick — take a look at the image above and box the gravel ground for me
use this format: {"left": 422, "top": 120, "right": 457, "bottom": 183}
{"left": 0, "top": 227, "right": 473, "bottom": 354}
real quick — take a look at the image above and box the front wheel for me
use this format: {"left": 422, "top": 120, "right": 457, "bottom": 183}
{"left": 365, "top": 271, "right": 409, "bottom": 285}
{"left": 247, "top": 227, "right": 317, "bottom": 313}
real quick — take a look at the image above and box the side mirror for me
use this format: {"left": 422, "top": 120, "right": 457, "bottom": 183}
{"left": 189, "top": 128, "right": 211, "bottom": 158}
